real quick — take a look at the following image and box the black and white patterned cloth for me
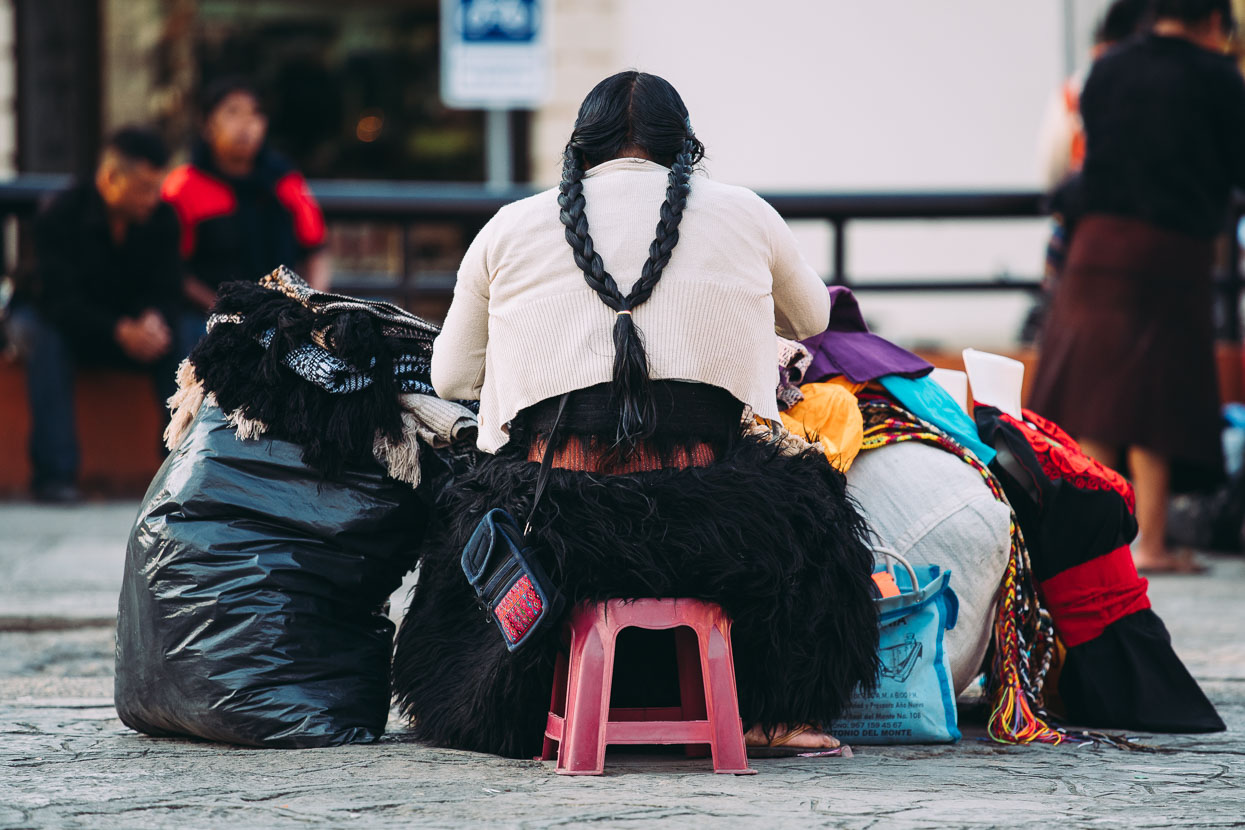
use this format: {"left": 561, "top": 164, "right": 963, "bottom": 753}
{"left": 254, "top": 327, "right": 434, "bottom": 395}
{"left": 206, "top": 266, "right": 438, "bottom": 396}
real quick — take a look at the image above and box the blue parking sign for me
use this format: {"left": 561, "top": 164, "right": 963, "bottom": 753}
{"left": 442, "top": 0, "right": 549, "bottom": 108}
{"left": 460, "top": 0, "right": 540, "bottom": 43}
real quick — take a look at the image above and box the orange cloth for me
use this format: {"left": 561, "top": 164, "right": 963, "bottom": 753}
{"left": 779, "top": 379, "right": 865, "bottom": 471}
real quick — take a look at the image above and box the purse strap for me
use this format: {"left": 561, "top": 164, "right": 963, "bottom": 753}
{"left": 525, "top": 392, "right": 570, "bottom": 535}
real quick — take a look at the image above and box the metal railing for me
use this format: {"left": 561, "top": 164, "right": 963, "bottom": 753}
{"left": 1, "top": 176, "right": 1240, "bottom": 340}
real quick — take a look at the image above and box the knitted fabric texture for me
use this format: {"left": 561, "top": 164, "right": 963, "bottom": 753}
{"left": 776, "top": 336, "right": 813, "bottom": 411}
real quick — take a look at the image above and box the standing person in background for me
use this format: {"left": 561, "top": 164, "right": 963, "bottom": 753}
{"left": 1036, "top": 0, "right": 1153, "bottom": 191}
{"left": 1030, "top": 0, "right": 1245, "bottom": 573}
{"left": 8, "top": 128, "right": 183, "bottom": 503}
{"left": 1023, "top": 0, "right": 1153, "bottom": 344}
{"left": 163, "top": 77, "right": 329, "bottom": 351}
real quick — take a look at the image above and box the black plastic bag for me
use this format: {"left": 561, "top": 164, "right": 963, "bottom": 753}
{"left": 115, "top": 403, "right": 429, "bottom": 748}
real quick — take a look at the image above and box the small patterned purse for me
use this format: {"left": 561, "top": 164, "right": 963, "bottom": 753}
{"left": 461, "top": 395, "right": 568, "bottom": 652}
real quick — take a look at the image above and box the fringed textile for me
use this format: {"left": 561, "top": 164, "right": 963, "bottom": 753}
{"left": 185, "top": 267, "right": 442, "bottom": 476}
{"left": 859, "top": 400, "right": 1065, "bottom": 745}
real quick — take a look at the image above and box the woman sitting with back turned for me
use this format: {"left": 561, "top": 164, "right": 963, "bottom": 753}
{"left": 392, "top": 71, "right": 879, "bottom": 757}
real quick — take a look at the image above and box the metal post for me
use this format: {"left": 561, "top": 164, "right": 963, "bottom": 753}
{"left": 400, "top": 220, "right": 412, "bottom": 309}
{"left": 485, "top": 108, "right": 512, "bottom": 191}
{"left": 1062, "top": 0, "right": 1078, "bottom": 79}
{"left": 831, "top": 218, "right": 847, "bottom": 285}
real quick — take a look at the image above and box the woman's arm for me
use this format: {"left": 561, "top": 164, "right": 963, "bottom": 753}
{"left": 430, "top": 228, "right": 492, "bottom": 400}
{"left": 764, "top": 200, "right": 833, "bottom": 339}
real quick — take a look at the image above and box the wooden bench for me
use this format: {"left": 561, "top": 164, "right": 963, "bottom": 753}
{"left": 0, "top": 361, "right": 164, "bottom": 497}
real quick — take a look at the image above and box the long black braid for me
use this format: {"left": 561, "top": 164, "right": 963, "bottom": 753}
{"left": 557, "top": 73, "right": 702, "bottom": 453}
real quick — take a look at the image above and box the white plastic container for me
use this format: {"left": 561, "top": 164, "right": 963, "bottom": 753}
{"left": 962, "top": 349, "right": 1024, "bottom": 419}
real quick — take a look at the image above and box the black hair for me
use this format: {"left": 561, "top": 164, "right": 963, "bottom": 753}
{"left": 104, "top": 126, "right": 169, "bottom": 168}
{"left": 557, "top": 70, "right": 705, "bottom": 454}
{"left": 200, "top": 76, "right": 265, "bottom": 120}
{"left": 1153, "top": 0, "right": 1236, "bottom": 32}
{"left": 1095, "top": 0, "right": 1153, "bottom": 44}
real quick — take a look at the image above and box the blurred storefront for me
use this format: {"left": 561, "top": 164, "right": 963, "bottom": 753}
{"left": 6, "top": 0, "right": 1245, "bottom": 341}
{"left": 6, "top": 0, "right": 537, "bottom": 310}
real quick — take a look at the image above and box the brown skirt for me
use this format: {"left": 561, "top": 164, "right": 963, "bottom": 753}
{"left": 1029, "top": 214, "right": 1223, "bottom": 491}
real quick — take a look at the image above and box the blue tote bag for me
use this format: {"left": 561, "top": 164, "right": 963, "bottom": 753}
{"left": 832, "top": 549, "right": 961, "bottom": 744}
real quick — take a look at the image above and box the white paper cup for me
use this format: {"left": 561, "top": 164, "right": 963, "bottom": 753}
{"left": 962, "top": 348, "right": 1024, "bottom": 419}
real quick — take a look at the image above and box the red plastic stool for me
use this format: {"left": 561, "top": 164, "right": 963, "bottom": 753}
{"left": 539, "top": 598, "right": 756, "bottom": 775}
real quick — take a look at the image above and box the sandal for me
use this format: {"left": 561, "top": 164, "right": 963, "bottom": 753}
{"left": 746, "top": 724, "right": 838, "bottom": 758}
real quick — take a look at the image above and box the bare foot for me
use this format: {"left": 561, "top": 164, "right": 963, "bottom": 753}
{"left": 1132, "top": 544, "right": 1207, "bottom": 575}
{"left": 744, "top": 723, "right": 839, "bottom": 750}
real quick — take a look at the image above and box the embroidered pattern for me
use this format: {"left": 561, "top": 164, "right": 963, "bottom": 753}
{"left": 1015, "top": 410, "right": 1136, "bottom": 513}
{"left": 495, "top": 575, "right": 544, "bottom": 644}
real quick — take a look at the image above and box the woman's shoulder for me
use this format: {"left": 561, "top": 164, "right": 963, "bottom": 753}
{"left": 491, "top": 186, "right": 562, "bottom": 225}
{"left": 692, "top": 173, "right": 766, "bottom": 202}
{"left": 472, "top": 186, "right": 562, "bottom": 249}
{"left": 690, "top": 174, "right": 780, "bottom": 219}
{"left": 689, "top": 175, "right": 785, "bottom": 241}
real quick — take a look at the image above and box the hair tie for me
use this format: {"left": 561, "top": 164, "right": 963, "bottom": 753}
{"left": 616, "top": 309, "right": 632, "bottom": 316}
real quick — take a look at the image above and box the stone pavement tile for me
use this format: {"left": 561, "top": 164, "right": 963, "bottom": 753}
{"left": 2, "top": 503, "right": 1243, "bottom": 828}
{"left": 1145, "top": 558, "right": 1245, "bottom": 681}
{"left": 1, "top": 698, "right": 1242, "bottom": 830}
{"left": 0, "top": 503, "right": 138, "bottom": 624}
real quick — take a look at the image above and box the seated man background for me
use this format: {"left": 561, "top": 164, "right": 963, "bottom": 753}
{"left": 9, "top": 127, "right": 184, "bottom": 503}
{"left": 162, "top": 75, "right": 329, "bottom": 351}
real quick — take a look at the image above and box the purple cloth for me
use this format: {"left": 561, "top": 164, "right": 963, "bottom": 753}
{"left": 800, "top": 286, "right": 933, "bottom": 384}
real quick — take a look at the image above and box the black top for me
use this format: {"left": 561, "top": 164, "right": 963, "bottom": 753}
{"left": 1080, "top": 33, "right": 1245, "bottom": 238}
{"left": 162, "top": 142, "right": 325, "bottom": 290}
{"left": 17, "top": 182, "right": 182, "bottom": 349}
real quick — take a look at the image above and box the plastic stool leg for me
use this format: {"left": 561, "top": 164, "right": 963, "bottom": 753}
{"left": 540, "top": 648, "right": 569, "bottom": 762}
{"left": 557, "top": 620, "right": 615, "bottom": 775}
{"left": 675, "top": 626, "right": 710, "bottom": 759}
{"left": 700, "top": 622, "right": 754, "bottom": 775}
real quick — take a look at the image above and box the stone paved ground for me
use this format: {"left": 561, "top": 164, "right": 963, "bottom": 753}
{"left": 1, "top": 502, "right": 1242, "bottom": 829}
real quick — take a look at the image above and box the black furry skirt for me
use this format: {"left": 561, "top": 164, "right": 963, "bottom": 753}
{"left": 392, "top": 434, "right": 880, "bottom": 758}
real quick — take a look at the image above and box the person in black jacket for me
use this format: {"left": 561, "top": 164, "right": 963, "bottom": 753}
{"left": 1030, "top": 0, "right": 1245, "bottom": 573}
{"left": 8, "top": 127, "right": 183, "bottom": 502}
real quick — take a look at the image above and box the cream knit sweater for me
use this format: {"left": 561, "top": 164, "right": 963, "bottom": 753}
{"left": 431, "top": 157, "right": 833, "bottom": 452}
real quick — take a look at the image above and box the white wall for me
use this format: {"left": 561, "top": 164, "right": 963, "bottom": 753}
{"left": 613, "top": 0, "right": 1062, "bottom": 191}
{"left": 535, "top": 1, "right": 1116, "bottom": 348}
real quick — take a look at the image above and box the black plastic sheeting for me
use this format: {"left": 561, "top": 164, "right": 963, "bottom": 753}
{"left": 115, "top": 404, "right": 431, "bottom": 748}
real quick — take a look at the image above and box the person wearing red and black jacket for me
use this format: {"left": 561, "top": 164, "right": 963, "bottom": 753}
{"left": 162, "top": 78, "right": 329, "bottom": 344}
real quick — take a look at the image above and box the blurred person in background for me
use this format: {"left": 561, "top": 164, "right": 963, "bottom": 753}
{"left": 8, "top": 128, "right": 183, "bottom": 503}
{"left": 1030, "top": 0, "right": 1245, "bottom": 573}
{"left": 1037, "top": 0, "right": 1153, "bottom": 191}
{"left": 163, "top": 77, "right": 329, "bottom": 351}
{"left": 1022, "top": 0, "right": 1152, "bottom": 343}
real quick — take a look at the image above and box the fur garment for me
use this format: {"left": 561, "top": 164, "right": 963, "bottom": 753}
{"left": 392, "top": 434, "right": 880, "bottom": 758}
{"left": 187, "top": 278, "right": 437, "bottom": 476}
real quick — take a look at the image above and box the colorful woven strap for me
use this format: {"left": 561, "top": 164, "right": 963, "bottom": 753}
{"left": 860, "top": 400, "right": 1065, "bottom": 745}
